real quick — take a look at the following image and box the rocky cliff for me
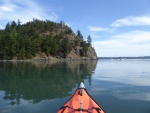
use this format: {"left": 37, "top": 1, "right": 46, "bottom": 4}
{"left": 67, "top": 46, "right": 97, "bottom": 60}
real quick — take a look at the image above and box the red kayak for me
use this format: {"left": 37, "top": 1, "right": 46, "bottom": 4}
{"left": 57, "top": 82, "right": 105, "bottom": 113}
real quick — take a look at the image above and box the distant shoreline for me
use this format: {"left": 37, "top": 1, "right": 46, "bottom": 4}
{"left": 99, "top": 56, "right": 150, "bottom": 59}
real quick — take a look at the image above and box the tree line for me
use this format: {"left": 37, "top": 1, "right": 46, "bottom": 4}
{"left": 0, "top": 19, "right": 92, "bottom": 60}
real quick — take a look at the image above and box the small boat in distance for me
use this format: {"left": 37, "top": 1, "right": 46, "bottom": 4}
{"left": 57, "top": 82, "right": 105, "bottom": 113}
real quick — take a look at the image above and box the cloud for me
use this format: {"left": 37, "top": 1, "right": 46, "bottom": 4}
{"left": 89, "top": 32, "right": 101, "bottom": 39}
{"left": 111, "top": 16, "right": 150, "bottom": 27}
{"left": 88, "top": 26, "right": 109, "bottom": 32}
{"left": 112, "top": 30, "right": 150, "bottom": 44}
{"left": 0, "top": 0, "right": 58, "bottom": 26}
{"left": 89, "top": 16, "right": 150, "bottom": 56}
{"left": 88, "top": 16, "right": 150, "bottom": 34}
{"left": 0, "top": 5, "right": 14, "bottom": 12}
{"left": 93, "top": 30, "right": 150, "bottom": 57}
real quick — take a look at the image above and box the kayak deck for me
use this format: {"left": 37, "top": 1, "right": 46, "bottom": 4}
{"left": 57, "top": 82, "right": 105, "bottom": 113}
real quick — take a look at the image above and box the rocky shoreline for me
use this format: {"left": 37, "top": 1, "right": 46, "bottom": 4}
{"left": 0, "top": 58, "right": 98, "bottom": 62}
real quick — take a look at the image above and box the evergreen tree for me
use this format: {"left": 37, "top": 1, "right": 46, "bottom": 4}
{"left": 77, "top": 30, "right": 83, "bottom": 39}
{"left": 5, "top": 22, "right": 11, "bottom": 32}
{"left": 0, "top": 19, "right": 93, "bottom": 60}
{"left": 17, "top": 19, "right": 21, "bottom": 26}
{"left": 80, "top": 41, "right": 88, "bottom": 57}
{"left": 61, "top": 37, "right": 69, "bottom": 58}
{"left": 87, "top": 35, "right": 92, "bottom": 45}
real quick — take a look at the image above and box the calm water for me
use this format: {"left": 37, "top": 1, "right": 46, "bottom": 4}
{"left": 0, "top": 60, "right": 150, "bottom": 113}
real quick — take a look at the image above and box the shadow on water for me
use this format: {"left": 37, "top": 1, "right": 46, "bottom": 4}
{"left": 0, "top": 60, "right": 97, "bottom": 105}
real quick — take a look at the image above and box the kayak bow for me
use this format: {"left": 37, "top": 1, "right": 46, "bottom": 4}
{"left": 57, "top": 82, "right": 105, "bottom": 113}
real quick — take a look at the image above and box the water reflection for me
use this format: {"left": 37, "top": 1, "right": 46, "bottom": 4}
{"left": 0, "top": 60, "right": 97, "bottom": 105}
{"left": 1, "top": 60, "right": 150, "bottom": 113}
{"left": 94, "top": 60, "right": 150, "bottom": 86}
{"left": 91, "top": 60, "right": 150, "bottom": 103}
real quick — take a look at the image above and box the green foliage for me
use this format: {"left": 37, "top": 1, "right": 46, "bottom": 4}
{"left": 0, "top": 19, "right": 92, "bottom": 60}
{"left": 80, "top": 41, "right": 88, "bottom": 57}
{"left": 61, "top": 37, "right": 70, "bottom": 58}
{"left": 87, "top": 35, "right": 92, "bottom": 45}
{"left": 77, "top": 29, "right": 83, "bottom": 39}
{"left": 0, "top": 61, "right": 95, "bottom": 104}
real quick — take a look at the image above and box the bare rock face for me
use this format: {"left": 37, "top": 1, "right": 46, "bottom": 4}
{"left": 86, "top": 47, "right": 98, "bottom": 59}
{"left": 33, "top": 46, "right": 98, "bottom": 61}
{"left": 67, "top": 46, "right": 98, "bottom": 60}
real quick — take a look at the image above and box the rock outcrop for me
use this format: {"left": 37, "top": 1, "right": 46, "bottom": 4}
{"left": 67, "top": 46, "right": 97, "bottom": 60}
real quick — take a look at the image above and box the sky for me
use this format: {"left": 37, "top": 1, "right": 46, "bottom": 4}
{"left": 0, "top": 0, "right": 150, "bottom": 57}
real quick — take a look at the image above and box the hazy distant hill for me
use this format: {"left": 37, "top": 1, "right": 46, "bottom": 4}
{"left": 0, "top": 19, "right": 97, "bottom": 60}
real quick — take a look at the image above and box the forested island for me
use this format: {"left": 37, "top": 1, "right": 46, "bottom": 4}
{"left": 0, "top": 19, "right": 97, "bottom": 60}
